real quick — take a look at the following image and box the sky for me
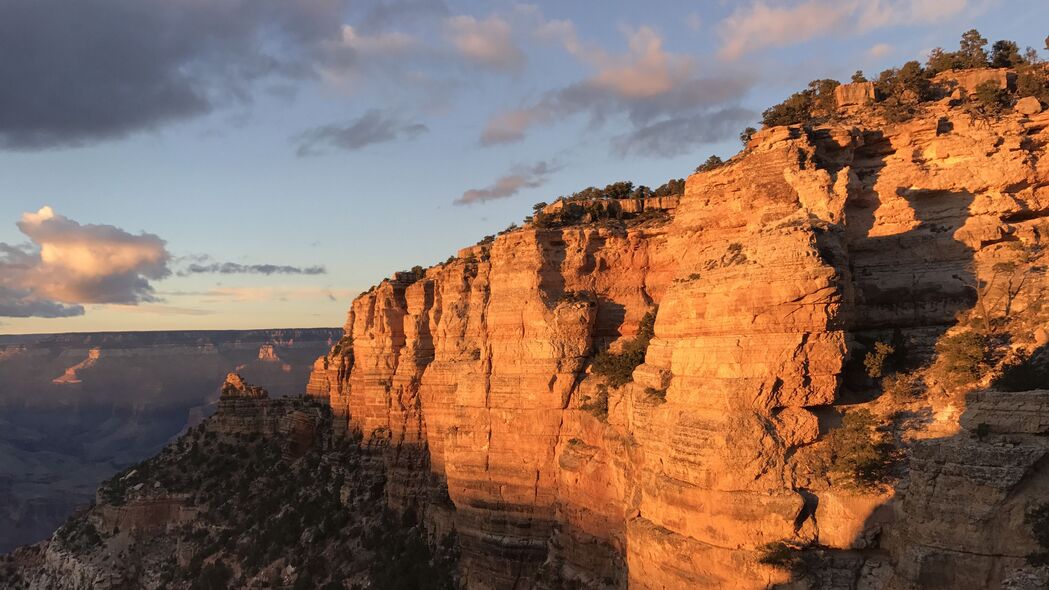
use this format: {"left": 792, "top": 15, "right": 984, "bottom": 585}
{"left": 0, "top": 0, "right": 1046, "bottom": 334}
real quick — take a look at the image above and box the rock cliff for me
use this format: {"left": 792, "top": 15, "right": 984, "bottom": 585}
{"left": 303, "top": 92, "right": 1049, "bottom": 589}
{"left": 7, "top": 71, "right": 1049, "bottom": 590}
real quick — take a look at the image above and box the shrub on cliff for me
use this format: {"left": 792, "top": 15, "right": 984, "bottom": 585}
{"left": 695, "top": 155, "right": 724, "bottom": 172}
{"left": 994, "top": 348, "right": 1049, "bottom": 391}
{"left": 973, "top": 80, "right": 1011, "bottom": 113}
{"left": 826, "top": 409, "right": 893, "bottom": 489}
{"left": 932, "top": 331, "right": 991, "bottom": 390}
{"left": 761, "top": 89, "right": 814, "bottom": 127}
{"left": 591, "top": 309, "right": 657, "bottom": 388}
{"left": 192, "top": 563, "right": 232, "bottom": 590}
{"left": 1017, "top": 65, "right": 1049, "bottom": 103}
{"left": 1027, "top": 503, "right": 1049, "bottom": 566}
{"left": 864, "top": 342, "right": 896, "bottom": 379}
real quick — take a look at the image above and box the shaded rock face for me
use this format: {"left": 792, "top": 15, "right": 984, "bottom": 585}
{"left": 305, "top": 105, "right": 1049, "bottom": 589}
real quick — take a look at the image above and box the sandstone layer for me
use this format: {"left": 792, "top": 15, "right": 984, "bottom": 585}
{"left": 306, "top": 97, "right": 1049, "bottom": 589}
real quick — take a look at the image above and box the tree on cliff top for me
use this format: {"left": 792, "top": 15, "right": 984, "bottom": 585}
{"left": 991, "top": 39, "right": 1026, "bottom": 68}
{"left": 695, "top": 155, "right": 724, "bottom": 172}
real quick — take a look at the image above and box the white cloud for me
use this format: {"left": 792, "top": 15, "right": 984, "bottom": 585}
{"left": 0, "top": 206, "right": 172, "bottom": 317}
{"left": 445, "top": 14, "right": 525, "bottom": 71}
{"left": 717, "top": 0, "right": 969, "bottom": 60}
{"left": 866, "top": 42, "right": 893, "bottom": 59}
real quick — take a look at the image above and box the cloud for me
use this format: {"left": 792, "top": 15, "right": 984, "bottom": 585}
{"left": 194, "top": 287, "right": 356, "bottom": 303}
{"left": 0, "top": 0, "right": 351, "bottom": 149}
{"left": 611, "top": 107, "right": 756, "bottom": 157}
{"left": 455, "top": 160, "right": 559, "bottom": 205}
{"left": 361, "top": 0, "right": 449, "bottom": 31}
{"left": 0, "top": 286, "right": 84, "bottom": 318}
{"left": 338, "top": 25, "right": 417, "bottom": 55}
{"left": 294, "top": 110, "right": 428, "bottom": 155}
{"left": 445, "top": 15, "right": 525, "bottom": 71}
{"left": 179, "top": 262, "right": 327, "bottom": 276}
{"left": 0, "top": 206, "right": 172, "bottom": 317}
{"left": 717, "top": 0, "right": 969, "bottom": 60}
{"left": 866, "top": 42, "right": 893, "bottom": 59}
{"left": 686, "top": 13, "right": 704, "bottom": 32}
{"left": 481, "top": 23, "right": 752, "bottom": 150}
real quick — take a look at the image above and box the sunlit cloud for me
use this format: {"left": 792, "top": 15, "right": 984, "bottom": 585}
{"left": 445, "top": 14, "right": 525, "bottom": 71}
{"left": 717, "top": 0, "right": 970, "bottom": 60}
{"left": 0, "top": 206, "right": 172, "bottom": 317}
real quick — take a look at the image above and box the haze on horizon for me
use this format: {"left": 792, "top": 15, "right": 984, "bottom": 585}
{"left": 1, "top": 0, "right": 1046, "bottom": 335}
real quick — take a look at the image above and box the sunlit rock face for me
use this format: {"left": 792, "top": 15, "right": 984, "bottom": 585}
{"left": 306, "top": 98, "right": 1049, "bottom": 589}
{"left": 0, "top": 328, "right": 338, "bottom": 554}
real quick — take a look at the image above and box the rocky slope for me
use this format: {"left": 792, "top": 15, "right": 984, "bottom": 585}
{"left": 2, "top": 374, "right": 457, "bottom": 589}
{"left": 300, "top": 79, "right": 1049, "bottom": 589}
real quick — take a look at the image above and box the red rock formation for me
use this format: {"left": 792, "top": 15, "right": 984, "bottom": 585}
{"left": 307, "top": 99, "right": 1049, "bottom": 589}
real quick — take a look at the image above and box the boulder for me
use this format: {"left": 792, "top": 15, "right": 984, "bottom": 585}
{"left": 1016, "top": 96, "right": 1043, "bottom": 115}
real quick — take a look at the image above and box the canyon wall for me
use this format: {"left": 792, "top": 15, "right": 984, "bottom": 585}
{"left": 307, "top": 102, "right": 1049, "bottom": 589}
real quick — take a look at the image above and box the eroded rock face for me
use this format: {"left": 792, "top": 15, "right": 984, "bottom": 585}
{"left": 306, "top": 103, "right": 1049, "bottom": 589}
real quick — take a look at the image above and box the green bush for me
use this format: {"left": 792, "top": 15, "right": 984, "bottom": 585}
{"left": 933, "top": 331, "right": 990, "bottom": 389}
{"left": 695, "top": 155, "right": 724, "bottom": 172}
{"left": 826, "top": 409, "right": 893, "bottom": 489}
{"left": 1016, "top": 65, "right": 1049, "bottom": 103}
{"left": 739, "top": 126, "right": 756, "bottom": 146}
{"left": 761, "top": 90, "right": 815, "bottom": 127}
{"left": 973, "top": 80, "right": 1010, "bottom": 113}
{"left": 864, "top": 341, "right": 895, "bottom": 379}
{"left": 591, "top": 309, "right": 656, "bottom": 387}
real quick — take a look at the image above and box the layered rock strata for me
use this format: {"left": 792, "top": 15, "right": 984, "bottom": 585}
{"left": 307, "top": 100, "right": 1049, "bottom": 589}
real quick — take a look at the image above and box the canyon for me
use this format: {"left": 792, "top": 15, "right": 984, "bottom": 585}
{"left": 6, "top": 70, "right": 1049, "bottom": 589}
{"left": 0, "top": 329, "right": 339, "bottom": 554}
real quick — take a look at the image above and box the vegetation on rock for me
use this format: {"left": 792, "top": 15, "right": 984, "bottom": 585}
{"left": 591, "top": 309, "right": 657, "bottom": 388}
{"left": 826, "top": 409, "right": 894, "bottom": 489}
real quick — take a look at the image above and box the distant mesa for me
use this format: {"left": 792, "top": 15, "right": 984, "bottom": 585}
{"left": 51, "top": 348, "right": 101, "bottom": 385}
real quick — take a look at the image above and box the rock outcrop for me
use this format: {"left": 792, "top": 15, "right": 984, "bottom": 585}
{"left": 305, "top": 97, "right": 1049, "bottom": 589}
{"left": 835, "top": 81, "right": 875, "bottom": 108}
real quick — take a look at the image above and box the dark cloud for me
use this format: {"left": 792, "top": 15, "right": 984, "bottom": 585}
{"left": 480, "top": 24, "right": 754, "bottom": 155}
{"left": 0, "top": 287, "right": 84, "bottom": 318}
{"left": 610, "top": 107, "right": 756, "bottom": 158}
{"left": 294, "top": 110, "right": 428, "bottom": 156}
{"left": 179, "top": 262, "right": 327, "bottom": 276}
{"left": 455, "top": 160, "right": 559, "bottom": 206}
{"left": 0, "top": 207, "right": 171, "bottom": 317}
{"left": 361, "top": 0, "right": 449, "bottom": 30}
{"left": 481, "top": 74, "right": 753, "bottom": 147}
{"left": 0, "top": 0, "right": 350, "bottom": 149}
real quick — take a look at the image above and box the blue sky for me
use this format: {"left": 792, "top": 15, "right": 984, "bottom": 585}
{"left": 0, "top": 0, "right": 1046, "bottom": 334}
